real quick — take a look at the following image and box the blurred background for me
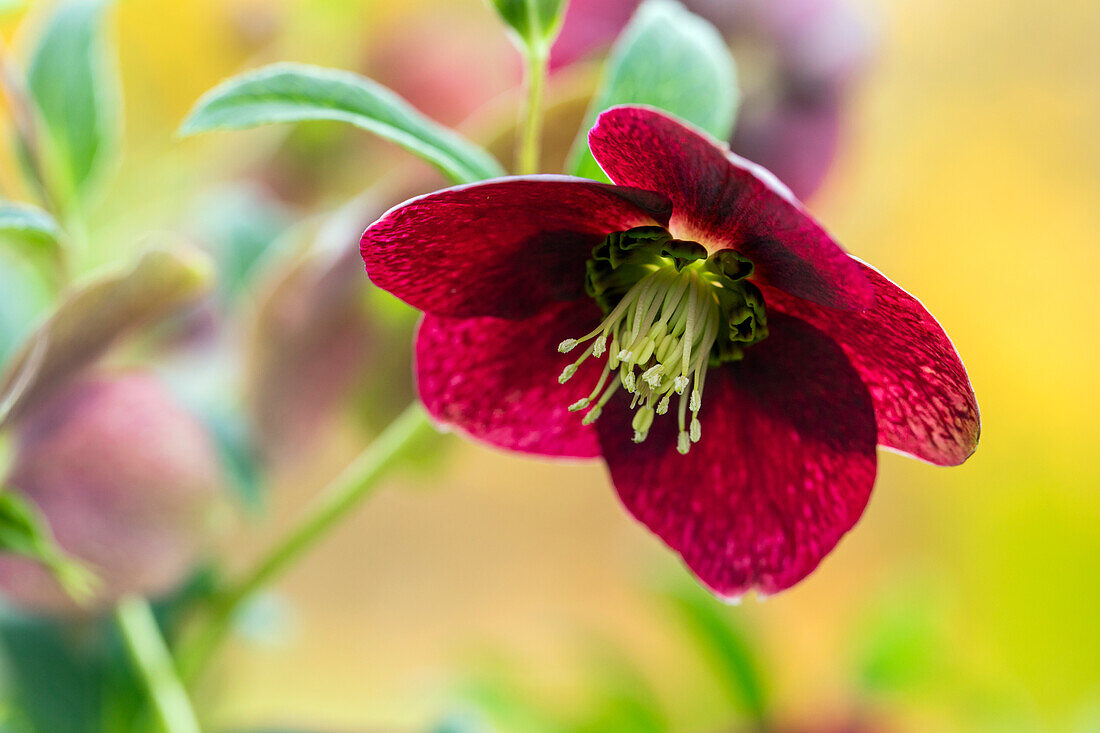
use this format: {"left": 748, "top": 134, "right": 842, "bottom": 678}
{"left": 0, "top": 0, "right": 1098, "bottom": 732}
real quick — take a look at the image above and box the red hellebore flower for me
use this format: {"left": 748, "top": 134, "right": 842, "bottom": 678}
{"left": 360, "top": 106, "right": 978, "bottom": 599}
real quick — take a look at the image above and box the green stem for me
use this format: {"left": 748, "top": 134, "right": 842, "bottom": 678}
{"left": 176, "top": 402, "right": 435, "bottom": 682}
{"left": 115, "top": 596, "right": 203, "bottom": 733}
{"left": 517, "top": 43, "right": 549, "bottom": 175}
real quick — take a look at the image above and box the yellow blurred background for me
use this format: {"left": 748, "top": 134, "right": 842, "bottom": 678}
{"left": 4, "top": 0, "right": 1099, "bottom": 731}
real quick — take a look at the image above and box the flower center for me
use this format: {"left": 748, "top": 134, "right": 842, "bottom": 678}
{"left": 558, "top": 227, "right": 769, "bottom": 454}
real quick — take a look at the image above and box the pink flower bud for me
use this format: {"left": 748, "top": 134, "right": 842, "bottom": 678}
{"left": 0, "top": 374, "right": 223, "bottom": 614}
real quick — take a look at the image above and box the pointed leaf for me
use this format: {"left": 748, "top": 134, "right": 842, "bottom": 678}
{"left": 180, "top": 63, "right": 505, "bottom": 184}
{"left": 26, "top": 0, "right": 121, "bottom": 206}
{"left": 489, "top": 0, "right": 569, "bottom": 50}
{"left": 0, "top": 245, "right": 213, "bottom": 426}
{"left": 0, "top": 201, "right": 61, "bottom": 250}
{"left": 0, "top": 490, "right": 97, "bottom": 603}
{"left": 0, "top": 200, "right": 65, "bottom": 288}
{"left": 567, "top": 0, "right": 738, "bottom": 182}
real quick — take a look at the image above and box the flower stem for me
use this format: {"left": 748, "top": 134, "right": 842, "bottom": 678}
{"left": 176, "top": 402, "right": 435, "bottom": 682}
{"left": 517, "top": 43, "right": 549, "bottom": 175}
{"left": 115, "top": 596, "right": 202, "bottom": 733}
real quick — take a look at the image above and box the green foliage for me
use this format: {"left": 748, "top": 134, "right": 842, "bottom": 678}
{"left": 488, "top": 0, "right": 569, "bottom": 52}
{"left": 567, "top": 0, "right": 739, "bottom": 182}
{"left": 0, "top": 570, "right": 215, "bottom": 733}
{"left": 0, "top": 201, "right": 61, "bottom": 254}
{"left": 665, "top": 586, "right": 769, "bottom": 726}
{"left": 189, "top": 186, "right": 292, "bottom": 302}
{"left": 180, "top": 63, "right": 505, "bottom": 185}
{"left": 26, "top": 0, "right": 121, "bottom": 209}
{"left": 0, "top": 202, "right": 61, "bottom": 311}
{"left": 0, "top": 491, "right": 96, "bottom": 604}
{"left": 855, "top": 595, "right": 942, "bottom": 695}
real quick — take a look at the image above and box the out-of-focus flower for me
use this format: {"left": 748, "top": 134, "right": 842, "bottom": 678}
{"left": 247, "top": 224, "right": 376, "bottom": 463}
{"left": 555, "top": 0, "right": 872, "bottom": 199}
{"left": 0, "top": 374, "right": 223, "bottom": 614}
{"left": 360, "top": 106, "right": 978, "bottom": 599}
{"left": 246, "top": 189, "right": 418, "bottom": 464}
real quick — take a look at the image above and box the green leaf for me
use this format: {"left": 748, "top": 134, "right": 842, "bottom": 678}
{"left": 0, "top": 569, "right": 214, "bottom": 733}
{"left": 488, "top": 0, "right": 569, "bottom": 51}
{"left": 0, "top": 201, "right": 60, "bottom": 249}
{"left": 190, "top": 185, "right": 292, "bottom": 302}
{"left": 567, "top": 0, "right": 739, "bottom": 182}
{"left": 180, "top": 63, "right": 505, "bottom": 185}
{"left": 666, "top": 586, "right": 769, "bottom": 725}
{"left": 0, "top": 490, "right": 97, "bottom": 604}
{"left": 26, "top": 0, "right": 121, "bottom": 208}
{"left": 0, "top": 250, "right": 50, "bottom": 371}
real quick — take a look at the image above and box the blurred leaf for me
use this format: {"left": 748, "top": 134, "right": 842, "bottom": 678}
{"left": 0, "top": 569, "right": 212, "bottom": 733}
{"left": 0, "top": 246, "right": 51, "bottom": 370}
{"left": 26, "top": 0, "right": 121, "bottom": 209}
{"left": 0, "top": 245, "right": 213, "bottom": 427}
{"left": 0, "top": 201, "right": 61, "bottom": 255}
{"left": 460, "top": 662, "right": 570, "bottom": 733}
{"left": 0, "top": 611, "right": 108, "bottom": 733}
{"left": 567, "top": 0, "right": 738, "bottom": 182}
{"left": 666, "top": 586, "right": 769, "bottom": 725}
{"left": 575, "top": 641, "right": 667, "bottom": 733}
{"left": 0, "top": 201, "right": 65, "bottom": 292}
{"left": 854, "top": 596, "right": 942, "bottom": 696}
{"left": 0, "top": 490, "right": 96, "bottom": 604}
{"left": 189, "top": 185, "right": 292, "bottom": 302}
{"left": 180, "top": 63, "right": 506, "bottom": 184}
{"left": 489, "top": 0, "right": 569, "bottom": 51}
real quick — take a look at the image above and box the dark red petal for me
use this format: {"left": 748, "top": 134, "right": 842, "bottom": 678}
{"left": 764, "top": 260, "right": 980, "bottom": 466}
{"left": 362, "top": 175, "right": 671, "bottom": 320}
{"left": 416, "top": 298, "right": 607, "bottom": 458}
{"left": 597, "top": 314, "right": 877, "bottom": 598}
{"left": 588, "top": 106, "right": 873, "bottom": 310}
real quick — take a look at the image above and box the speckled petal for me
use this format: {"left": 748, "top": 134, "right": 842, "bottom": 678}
{"left": 588, "top": 106, "right": 872, "bottom": 310}
{"left": 362, "top": 175, "right": 671, "bottom": 320}
{"left": 764, "top": 260, "right": 980, "bottom": 466}
{"left": 416, "top": 298, "right": 607, "bottom": 458}
{"left": 597, "top": 314, "right": 877, "bottom": 598}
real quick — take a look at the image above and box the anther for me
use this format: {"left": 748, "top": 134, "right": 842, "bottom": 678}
{"left": 621, "top": 371, "right": 636, "bottom": 392}
{"left": 689, "top": 390, "right": 701, "bottom": 412}
{"left": 581, "top": 406, "right": 603, "bottom": 424}
{"left": 558, "top": 364, "right": 577, "bottom": 383}
{"left": 690, "top": 417, "right": 702, "bottom": 443}
{"left": 677, "top": 431, "right": 691, "bottom": 454}
{"left": 641, "top": 365, "right": 664, "bottom": 387}
{"left": 673, "top": 375, "right": 689, "bottom": 394}
{"left": 569, "top": 398, "right": 591, "bottom": 412}
{"left": 558, "top": 339, "right": 579, "bottom": 353}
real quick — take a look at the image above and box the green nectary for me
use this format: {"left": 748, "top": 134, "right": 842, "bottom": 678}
{"left": 558, "top": 227, "right": 768, "bottom": 454}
